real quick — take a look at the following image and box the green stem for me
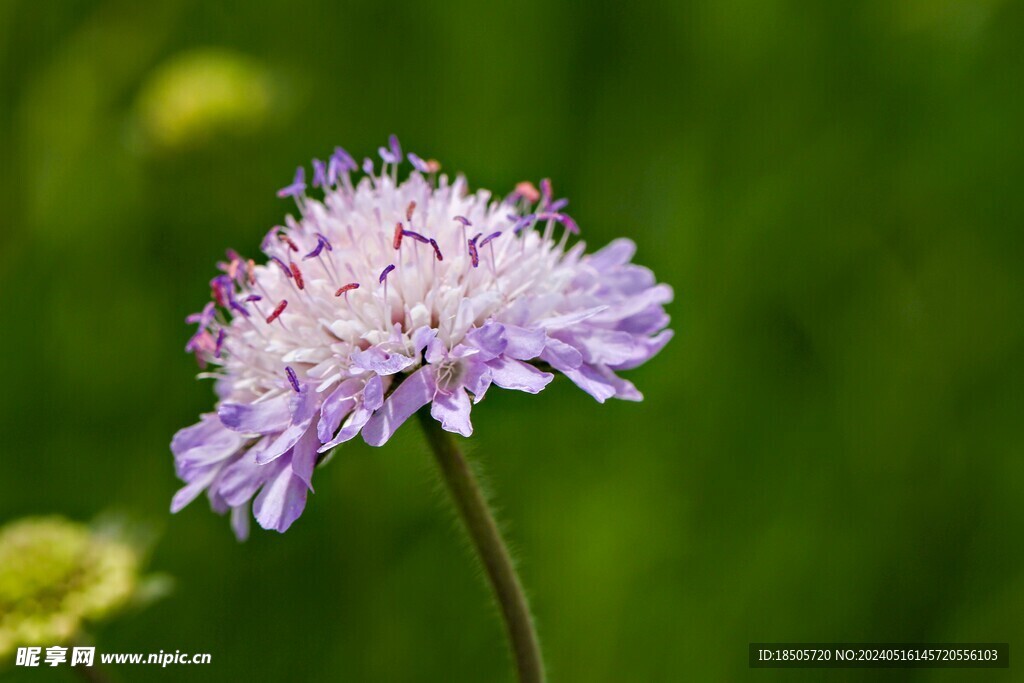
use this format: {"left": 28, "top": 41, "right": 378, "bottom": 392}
{"left": 417, "top": 410, "right": 546, "bottom": 683}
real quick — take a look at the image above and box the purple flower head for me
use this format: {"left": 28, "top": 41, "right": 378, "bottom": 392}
{"left": 172, "top": 138, "right": 672, "bottom": 538}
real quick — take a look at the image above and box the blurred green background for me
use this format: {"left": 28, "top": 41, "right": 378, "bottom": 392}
{"left": 1, "top": 0, "right": 1022, "bottom": 680}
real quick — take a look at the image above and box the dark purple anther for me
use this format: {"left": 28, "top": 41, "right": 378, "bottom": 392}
{"left": 401, "top": 229, "right": 430, "bottom": 244}
{"left": 454, "top": 215, "right": 472, "bottom": 226}
{"left": 303, "top": 239, "right": 326, "bottom": 260}
{"left": 215, "top": 328, "right": 227, "bottom": 357}
{"left": 379, "top": 264, "right": 396, "bottom": 283}
{"left": 315, "top": 232, "right": 333, "bottom": 251}
{"left": 269, "top": 256, "right": 293, "bottom": 278}
{"left": 229, "top": 299, "right": 250, "bottom": 318}
{"left": 540, "top": 178, "right": 553, "bottom": 209}
{"left": 479, "top": 231, "right": 501, "bottom": 248}
{"left": 428, "top": 238, "right": 444, "bottom": 261}
{"left": 548, "top": 198, "right": 569, "bottom": 212}
{"left": 285, "top": 366, "right": 300, "bottom": 393}
{"left": 312, "top": 159, "right": 327, "bottom": 189}
{"left": 362, "top": 158, "right": 374, "bottom": 174}
{"left": 408, "top": 153, "right": 430, "bottom": 172}
{"left": 276, "top": 167, "right": 306, "bottom": 198}
{"left": 245, "top": 294, "right": 262, "bottom": 303}
{"left": 468, "top": 234, "right": 481, "bottom": 268}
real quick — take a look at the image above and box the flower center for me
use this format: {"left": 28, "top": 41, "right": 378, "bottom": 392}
{"left": 435, "top": 360, "right": 464, "bottom": 393}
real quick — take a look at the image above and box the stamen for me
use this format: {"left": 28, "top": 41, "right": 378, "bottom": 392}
{"left": 244, "top": 294, "right": 262, "bottom": 302}
{"left": 315, "top": 232, "right": 333, "bottom": 251}
{"left": 210, "top": 275, "right": 231, "bottom": 307}
{"left": 453, "top": 215, "right": 472, "bottom": 226}
{"left": 515, "top": 181, "right": 540, "bottom": 203}
{"left": 540, "top": 178, "right": 553, "bottom": 209}
{"left": 289, "top": 262, "right": 305, "bottom": 290}
{"left": 331, "top": 146, "right": 356, "bottom": 172}
{"left": 186, "top": 301, "right": 215, "bottom": 326}
{"left": 276, "top": 167, "right": 306, "bottom": 198}
{"left": 429, "top": 238, "right": 444, "bottom": 261}
{"left": 401, "top": 229, "right": 430, "bottom": 244}
{"left": 229, "top": 299, "right": 250, "bottom": 317}
{"left": 425, "top": 159, "right": 441, "bottom": 173}
{"left": 379, "top": 264, "right": 396, "bottom": 283}
{"left": 186, "top": 329, "right": 215, "bottom": 355}
{"left": 407, "top": 153, "right": 429, "bottom": 173}
{"left": 406, "top": 201, "right": 416, "bottom": 222}
{"left": 393, "top": 223, "right": 404, "bottom": 250}
{"left": 246, "top": 259, "right": 256, "bottom": 286}
{"left": 334, "top": 283, "right": 360, "bottom": 297}
{"left": 285, "top": 366, "right": 300, "bottom": 392}
{"left": 303, "top": 237, "right": 327, "bottom": 260}
{"left": 312, "top": 159, "right": 328, "bottom": 188}
{"left": 215, "top": 328, "right": 226, "bottom": 357}
{"left": 512, "top": 214, "right": 537, "bottom": 234}
{"left": 479, "top": 231, "right": 501, "bottom": 248}
{"left": 269, "top": 257, "right": 293, "bottom": 278}
{"left": 261, "top": 227, "right": 281, "bottom": 251}
{"left": 266, "top": 300, "right": 288, "bottom": 324}
{"left": 535, "top": 211, "right": 580, "bottom": 234}
{"left": 468, "top": 234, "right": 481, "bottom": 268}
{"left": 278, "top": 234, "right": 299, "bottom": 252}
{"left": 379, "top": 135, "right": 402, "bottom": 165}
{"left": 362, "top": 158, "right": 374, "bottom": 174}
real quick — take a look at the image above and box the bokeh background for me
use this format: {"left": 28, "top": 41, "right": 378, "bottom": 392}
{"left": 2, "top": 0, "right": 1022, "bottom": 680}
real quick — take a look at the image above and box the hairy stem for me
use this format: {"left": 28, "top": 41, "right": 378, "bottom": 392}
{"left": 417, "top": 410, "right": 545, "bottom": 683}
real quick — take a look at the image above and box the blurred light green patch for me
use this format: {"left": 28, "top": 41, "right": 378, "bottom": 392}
{"left": 0, "top": 516, "right": 168, "bottom": 660}
{"left": 135, "top": 48, "right": 276, "bottom": 152}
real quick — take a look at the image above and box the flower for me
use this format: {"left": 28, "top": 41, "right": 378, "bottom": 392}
{"left": 172, "top": 137, "right": 673, "bottom": 537}
{"left": 0, "top": 517, "right": 149, "bottom": 658}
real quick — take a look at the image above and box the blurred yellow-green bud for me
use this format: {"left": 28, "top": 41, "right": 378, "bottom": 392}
{"left": 135, "top": 48, "right": 274, "bottom": 151}
{"left": 0, "top": 516, "right": 153, "bottom": 658}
